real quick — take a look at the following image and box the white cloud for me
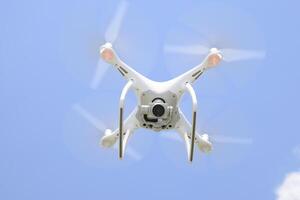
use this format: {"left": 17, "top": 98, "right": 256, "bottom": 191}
{"left": 276, "top": 171, "right": 300, "bottom": 200}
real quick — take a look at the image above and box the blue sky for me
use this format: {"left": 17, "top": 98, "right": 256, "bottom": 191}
{"left": 1, "top": 0, "right": 300, "bottom": 199}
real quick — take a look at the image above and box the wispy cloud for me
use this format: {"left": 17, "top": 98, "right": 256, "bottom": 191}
{"left": 292, "top": 146, "right": 300, "bottom": 159}
{"left": 276, "top": 171, "right": 300, "bottom": 200}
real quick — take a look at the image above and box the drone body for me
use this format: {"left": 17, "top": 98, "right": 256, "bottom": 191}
{"left": 100, "top": 43, "right": 222, "bottom": 162}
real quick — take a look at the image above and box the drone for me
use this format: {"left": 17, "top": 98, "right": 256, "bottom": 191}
{"left": 86, "top": 1, "right": 265, "bottom": 162}
{"left": 99, "top": 42, "right": 224, "bottom": 162}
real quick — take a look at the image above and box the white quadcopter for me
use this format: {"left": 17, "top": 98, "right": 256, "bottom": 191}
{"left": 88, "top": 1, "right": 264, "bottom": 162}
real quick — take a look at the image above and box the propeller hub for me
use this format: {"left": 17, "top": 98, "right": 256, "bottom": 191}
{"left": 100, "top": 47, "right": 115, "bottom": 62}
{"left": 207, "top": 53, "right": 222, "bottom": 68}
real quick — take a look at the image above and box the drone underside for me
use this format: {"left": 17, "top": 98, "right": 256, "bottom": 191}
{"left": 137, "top": 90, "right": 179, "bottom": 131}
{"left": 98, "top": 41, "right": 222, "bottom": 162}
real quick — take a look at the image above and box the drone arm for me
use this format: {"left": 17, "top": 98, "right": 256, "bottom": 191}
{"left": 173, "top": 52, "right": 222, "bottom": 88}
{"left": 183, "top": 63, "right": 206, "bottom": 84}
{"left": 176, "top": 109, "right": 213, "bottom": 154}
{"left": 100, "top": 43, "right": 149, "bottom": 90}
{"left": 119, "top": 80, "right": 133, "bottom": 159}
{"left": 175, "top": 124, "right": 192, "bottom": 159}
{"left": 175, "top": 109, "right": 205, "bottom": 161}
{"left": 185, "top": 83, "right": 197, "bottom": 162}
{"left": 100, "top": 107, "right": 139, "bottom": 150}
{"left": 117, "top": 60, "right": 150, "bottom": 88}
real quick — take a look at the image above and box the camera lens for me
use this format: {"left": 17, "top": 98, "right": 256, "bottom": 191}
{"left": 152, "top": 104, "right": 165, "bottom": 117}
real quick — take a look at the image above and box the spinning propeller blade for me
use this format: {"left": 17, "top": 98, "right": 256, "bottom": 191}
{"left": 164, "top": 44, "right": 265, "bottom": 62}
{"left": 210, "top": 134, "right": 253, "bottom": 145}
{"left": 164, "top": 44, "right": 209, "bottom": 55}
{"left": 163, "top": 1, "right": 266, "bottom": 93}
{"left": 160, "top": 130, "right": 253, "bottom": 168}
{"left": 161, "top": 132, "right": 253, "bottom": 145}
{"left": 90, "top": 0, "right": 129, "bottom": 89}
{"left": 221, "top": 48, "right": 266, "bottom": 62}
{"left": 63, "top": 91, "right": 155, "bottom": 168}
{"left": 72, "top": 103, "right": 142, "bottom": 160}
{"left": 72, "top": 103, "right": 106, "bottom": 131}
{"left": 90, "top": 60, "right": 110, "bottom": 89}
{"left": 104, "top": 0, "right": 129, "bottom": 44}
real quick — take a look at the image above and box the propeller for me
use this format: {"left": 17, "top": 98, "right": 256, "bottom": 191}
{"left": 159, "top": 90, "right": 254, "bottom": 168}
{"left": 210, "top": 134, "right": 253, "bottom": 145}
{"left": 72, "top": 103, "right": 142, "bottom": 161}
{"left": 161, "top": 132, "right": 253, "bottom": 145}
{"left": 164, "top": 44, "right": 266, "bottom": 62}
{"left": 62, "top": 90, "right": 153, "bottom": 169}
{"left": 90, "top": 0, "right": 129, "bottom": 89}
{"left": 163, "top": 1, "right": 266, "bottom": 92}
{"left": 159, "top": 130, "right": 253, "bottom": 168}
{"left": 104, "top": 0, "right": 129, "bottom": 44}
{"left": 160, "top": 130, "right": 254, "bottom": 171}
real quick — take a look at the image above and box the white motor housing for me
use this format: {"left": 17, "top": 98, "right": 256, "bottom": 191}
{"left": 100, "top": 129, "right": 117, "bottom": 147}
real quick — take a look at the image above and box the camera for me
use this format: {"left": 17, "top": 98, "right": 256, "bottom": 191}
{"left": 152, "top": 101, "right": 166, "bottom": 117}
{"left": 139, "top": 98, "right": 172, "bottom": 121}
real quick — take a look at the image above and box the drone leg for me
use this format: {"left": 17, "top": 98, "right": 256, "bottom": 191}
{"left": 185, "top": 83, "right": 197, "bottom": 162}
{"left": 174, "top": 125, "right": 192, "bottom": 160}
{"left": 100, "top": 108, "right": 139, "bottom": 149}
{"left": 119, "top": 80, "right": 133, "bottom": 159}
{"left": 177, "top": 109, "right": 213, "bottom": 153}
{"left": 120, "top": 129, "right": 134, "bottom": 158}
{"left": 119, "top": 107, "right": 123, "bottom": 159}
